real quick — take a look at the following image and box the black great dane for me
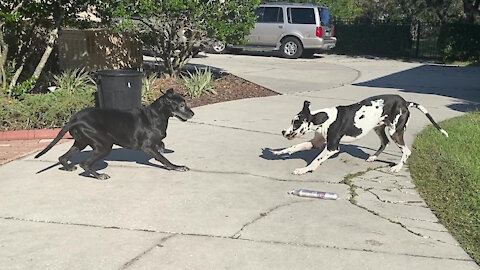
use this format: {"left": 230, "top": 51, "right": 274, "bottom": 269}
{"left": 35, "top": 89, "right": 194, "bottom": 180}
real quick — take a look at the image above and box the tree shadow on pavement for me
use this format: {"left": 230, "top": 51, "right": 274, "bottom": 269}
{"left": 354, "top": 64, "right": 480, "bottom": 111}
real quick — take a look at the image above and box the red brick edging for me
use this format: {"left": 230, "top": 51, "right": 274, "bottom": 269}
{"left": 0, "top": 128, "right": 72, "bottom": 141}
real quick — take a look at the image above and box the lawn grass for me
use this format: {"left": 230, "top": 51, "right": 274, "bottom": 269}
{"left": 409, "top": 112, "right": 480, "bottom": 264}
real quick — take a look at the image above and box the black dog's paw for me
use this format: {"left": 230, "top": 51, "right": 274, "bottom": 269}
{"left": 61, "top": 165, "right": 77, "bottom": 171}
{"left": 174, "top": 166, "right": 189, "bottom": 172}
{"left": 97, "top": 173, "right": 111, "bottom": 180}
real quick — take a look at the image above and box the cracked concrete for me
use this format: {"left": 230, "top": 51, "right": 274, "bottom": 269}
{"left": 1, "top": 54, "right": 479, "bottom": 269}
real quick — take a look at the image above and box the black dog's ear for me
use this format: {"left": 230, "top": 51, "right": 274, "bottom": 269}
{"left": 163, "top": 88, "right": 174, "bottom": 104}
{"left": 302, "top": 100, "right": 311, "bottom": 113}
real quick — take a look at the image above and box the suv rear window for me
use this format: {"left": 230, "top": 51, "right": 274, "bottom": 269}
{"left": 256, "top": 7, "right": 284, "bottom": 23}
{"left": 288, "top": 8, "right": 315, "bottom": 24}
{"left": 318, "top": 8, "right": 331, "bottom": 26}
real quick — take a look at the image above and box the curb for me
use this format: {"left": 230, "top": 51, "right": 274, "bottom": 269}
{"left": 0, "top": 128, "right": 72, "bottom": 141}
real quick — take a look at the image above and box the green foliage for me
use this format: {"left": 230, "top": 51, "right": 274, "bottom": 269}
{"left": 437, "top": 23, "right": 480, "bottom": 62}
{"left": 182, "top": 68, "right": 215, "bottom": 99}
{"left": 10, "top": 76, "right": 36, "bottom": 98}
{"left": 0, "top": 88, "right": 95, "bottom": 131}
{"left": 99, "top": 0, "right": 259, "bottom": 76}
{"left": 410, "top": 112, "right": 480, "bottom": 264}
{"left": 1, "top": 61, "right": 36, "bottom": 98}
{"left": 332, "top": 21, "right": 412, "bottom": 57}
{"left": 52, "top": 68, "right": 95, "bottom": 94}
{"left": 141, "top": 73, "right": 158, "bottom": 104}
{"left": 1, "top": 67, "right": 96, "bottom": 130}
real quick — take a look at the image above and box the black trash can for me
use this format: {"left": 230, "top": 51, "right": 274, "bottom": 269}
{"left": 95, "top": 69, "right": 142, "bottom": 110}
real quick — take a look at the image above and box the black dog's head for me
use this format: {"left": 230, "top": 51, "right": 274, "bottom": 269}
{"left": 152, "top": 89, "right": 194, "bottom": 121}
{"left": 281, "top": 100, "right": 313, "bottom": 140}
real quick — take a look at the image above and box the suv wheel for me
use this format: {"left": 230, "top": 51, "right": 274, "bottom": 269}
{"left": 280, "top": 37, "right": 303, "bottom": 59}
{"left": 210, "top": 41, "right": 227, "bottom": 54}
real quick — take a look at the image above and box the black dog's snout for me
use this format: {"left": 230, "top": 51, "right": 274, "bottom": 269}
{"left": 282, "top": 130, "right": 286, "bottom": 136}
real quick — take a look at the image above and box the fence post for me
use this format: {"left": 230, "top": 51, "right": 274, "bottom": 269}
{"left": 415, "top": 21, "right": 421, "bottom": 58}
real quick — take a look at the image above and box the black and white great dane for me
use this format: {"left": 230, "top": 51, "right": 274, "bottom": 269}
{"left": 273, "top": 95, "right": 448, "bottom": 175}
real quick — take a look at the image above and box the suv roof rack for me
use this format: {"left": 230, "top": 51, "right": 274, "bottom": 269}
{"left": 262, "top": 2, "right": 327, "bottom": 8}
{"left": 263, "top": 2, "right": 316, "bottom": 6}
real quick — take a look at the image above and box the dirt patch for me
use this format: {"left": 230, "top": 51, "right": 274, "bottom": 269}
{"left": 151, "top": 74, "right": 278, "bottom": 107}
{"left": 0, "top": 139, "right": 70, "bottom": 165}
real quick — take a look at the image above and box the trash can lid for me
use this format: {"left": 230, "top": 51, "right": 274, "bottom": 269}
{"left": 96, "top": 69, "right": 142, "bottom": 77}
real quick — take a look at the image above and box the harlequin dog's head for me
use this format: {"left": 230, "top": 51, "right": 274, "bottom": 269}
{"left": 281, "top": 101, "right": 313, "bottom": 140}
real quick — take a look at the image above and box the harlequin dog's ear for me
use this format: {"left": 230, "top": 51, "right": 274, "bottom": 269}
{"left": 302, "top": 100, "right": 311, "bottom": 113}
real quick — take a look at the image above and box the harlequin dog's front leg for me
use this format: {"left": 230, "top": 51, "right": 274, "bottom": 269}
{"left": 293, "top": 147, "right": 339, "bottom": 175}
{"left": 271, "top": 142, "right": 313, "bottom": 156}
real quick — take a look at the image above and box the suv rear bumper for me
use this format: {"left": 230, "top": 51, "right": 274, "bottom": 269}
{"left": 303, "top": 37, "right": 337, "bottom": 50}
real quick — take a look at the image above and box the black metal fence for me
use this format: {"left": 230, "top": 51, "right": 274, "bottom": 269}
{"left": 332, "top": 20, "right": 479, "bottom": 61}
{"left": 411, "top": 21, "right": 442, "bottom": 59}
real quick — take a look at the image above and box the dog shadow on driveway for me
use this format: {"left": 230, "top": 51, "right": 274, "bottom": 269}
{"left": 260, "top": 145, "right": 396, "bottom": 166}
{"left": 36, "top": 148, "right": 175, "bottom": 177}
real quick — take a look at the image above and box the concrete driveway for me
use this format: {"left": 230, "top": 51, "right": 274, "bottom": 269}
{"left": 1, "top": 53, "right": 479, "bottom": 269}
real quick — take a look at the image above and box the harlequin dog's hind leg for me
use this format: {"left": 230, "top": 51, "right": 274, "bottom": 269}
{"left": 366, "top": 125, "right": 389, "bottom": 162}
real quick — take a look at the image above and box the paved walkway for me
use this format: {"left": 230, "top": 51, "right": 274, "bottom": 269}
{"left": 1, "top": 54, "right": 479, "bottom": 269}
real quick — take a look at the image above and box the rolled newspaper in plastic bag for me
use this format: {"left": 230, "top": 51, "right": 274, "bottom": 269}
{"left": 288, "top": 189, "right": 338, "bottom": 200}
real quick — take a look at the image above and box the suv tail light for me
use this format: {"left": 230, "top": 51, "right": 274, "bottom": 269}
{"left": 332, "top": 26, "right": 335, "bottom": 37}
{"left": 316, "top": 26, "right": 323, "bottom": 38}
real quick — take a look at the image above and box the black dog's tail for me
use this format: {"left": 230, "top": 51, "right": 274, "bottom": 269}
{"left": 408, "top": 102, "right": 449, "bottom": 137}
{"left": 34, "top": 122, "right": 76, "bottom": 158}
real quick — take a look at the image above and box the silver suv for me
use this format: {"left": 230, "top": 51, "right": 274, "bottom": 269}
{"left": 211, "top": 2, "right": 336, "bottom": 58}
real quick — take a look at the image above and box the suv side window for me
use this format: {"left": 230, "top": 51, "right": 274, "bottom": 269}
{"left": 256, "top": 7, "right": 283, "bottom": 23}
{"left": 288, "top": 8, "right": 316, "bottom": 24}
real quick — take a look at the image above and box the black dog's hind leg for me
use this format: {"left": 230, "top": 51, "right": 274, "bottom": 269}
{"left": 366, "top": 125, "right": 389, "bottom": 162}
{"left": 59, "top": 141, "right": 87, "bottom": 171}
{"left": 145, "top": 143, "right": 189, "bottom": 172}
{"left": 79, "top": 144, "right": 113, "bottom": 180}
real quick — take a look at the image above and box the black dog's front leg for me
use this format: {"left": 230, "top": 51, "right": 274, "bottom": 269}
{"left": 145, "top": 144, "right": 189, "bottom": 172}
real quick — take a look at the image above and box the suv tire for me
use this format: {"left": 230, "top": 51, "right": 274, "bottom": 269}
{"left": 280, "top": 37, "right": 303, "bottom": 59}
{"left": 210, "top": 41, "right": 227, "bottom": 54}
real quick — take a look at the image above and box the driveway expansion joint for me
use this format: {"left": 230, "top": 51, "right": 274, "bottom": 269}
{"left": 231, "top": 200, "right": 306, "bottom": 239}
{"left": 1, "top": 215, "right": 468, "bottom": 262}
{"left": 119, "top": 234, "right": 177, "bottom": 270}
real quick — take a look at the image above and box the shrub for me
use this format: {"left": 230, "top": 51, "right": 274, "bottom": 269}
{"left": 0, "top": 88, "right": 95, "bottom": 131}
{"left": 52, "top": 68, "right": 96, "bottom": 93}
{"left": 332, "top": 21, "right": 412, "bottom": 58}
{"left": 1, "top": 61, "right": 37, "bottom": 99}
{"left": 182, "top": 68, "right": 216, "bottom": 98}
{"left": 437, "top": 23, "right": 480, "bottom": 62}
{"left": 142, "top": 73, "right": 158, "bottom": 105}
{"left": 1, "top": 68, "right": 97, "bottom": 131}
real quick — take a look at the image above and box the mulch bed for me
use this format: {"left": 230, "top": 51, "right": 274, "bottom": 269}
{"left": 151, "top": 74, "right": 278, "bottom": 107}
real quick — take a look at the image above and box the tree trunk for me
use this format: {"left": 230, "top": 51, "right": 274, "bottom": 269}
{"left": 1, "top": 2, "right": 23, "bottom": 93}
{"left": 32, "top": 26, "right": 59, "bottom": 79}
{"left": 32, "top": 5, "right": 64, "bottom": 80}
{"left": 0, "top": 38, "right": 7, "bottom": 92}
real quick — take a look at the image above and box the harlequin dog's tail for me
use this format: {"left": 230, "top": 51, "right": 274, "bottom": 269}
{"left": 408, "top": 102, "right": 448, "bottom": 137}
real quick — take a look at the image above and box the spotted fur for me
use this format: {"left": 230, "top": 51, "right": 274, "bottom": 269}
{"left": 274, "top": 95, "right": 448, "bottom": 174}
